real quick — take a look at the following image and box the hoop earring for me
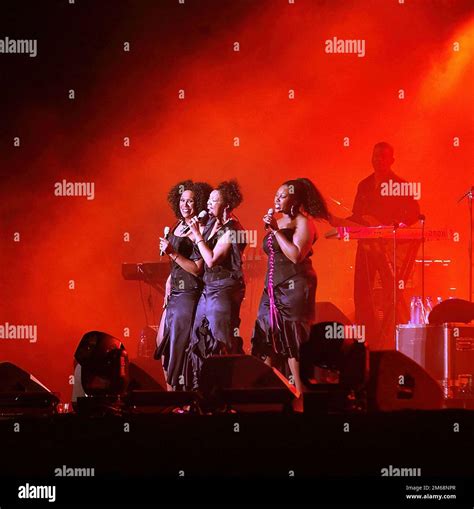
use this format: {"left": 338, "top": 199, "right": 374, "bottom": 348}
{"left": 290, "top": 205, "right": 296, "bottom": 218}
{"left": 223, "top": 207, "right": 228, "bottom": 222}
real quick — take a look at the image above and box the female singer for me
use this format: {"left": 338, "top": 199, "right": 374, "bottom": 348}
{"left": 187, "top": 180, "right": 246, "bottom": 389}
{"left": 155, "top": 180, "right": 212, "bottom": 391}
{"left": 251, "top": 178, "right": 329, "bottom": 394}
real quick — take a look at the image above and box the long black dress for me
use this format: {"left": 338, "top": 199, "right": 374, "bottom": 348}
{"left": 251, "top": 228, "right": 317, "bottom": 362}
{"left": 155, "top": 225, "right": 202, "bottom": 390}
{"left": 188, "top": 218, "right": 246, "bottom": 389}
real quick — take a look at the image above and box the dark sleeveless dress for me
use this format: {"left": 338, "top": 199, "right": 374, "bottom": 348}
{"left": 188, "top": 218, "right": 246, "bottom": 389}
{"left": 155, "top": 225, "right": 203, "bottom": 390}
{"left": 251, "top": 228, "right": 317, "bottom": 361}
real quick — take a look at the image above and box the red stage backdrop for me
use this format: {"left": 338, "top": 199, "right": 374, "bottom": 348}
{"left": 1, "top": 0, "right": 473, "bottom": 400}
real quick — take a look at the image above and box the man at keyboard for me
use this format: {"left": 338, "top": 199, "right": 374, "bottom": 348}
{"left": 330, "top": 142, "right": 420, "bottom": 349}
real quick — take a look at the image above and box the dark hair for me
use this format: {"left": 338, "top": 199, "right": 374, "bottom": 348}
{"left": 283, "top": 177, "right": 329, "bottom": 220}
{"left": 216, "top": 179, "right": 243, "bottom": 211}
{"left": 167, "top": 180, "right": 212, "bottom": 219}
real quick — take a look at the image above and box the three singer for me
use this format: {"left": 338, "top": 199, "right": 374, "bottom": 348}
{"left": 156, "top": 177, "right": 327, "bottom": 394}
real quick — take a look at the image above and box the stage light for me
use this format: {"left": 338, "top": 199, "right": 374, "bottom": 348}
{"left": 74, "top": 331, "right": 129, "bottom": 397}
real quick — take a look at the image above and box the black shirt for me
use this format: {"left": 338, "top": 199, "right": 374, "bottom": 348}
{"left": 349, "top": 171, "right": 420, "bottom": 226}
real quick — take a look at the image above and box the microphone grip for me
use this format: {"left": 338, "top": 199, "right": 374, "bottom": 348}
{"left": 264, "top": 210, "right": 274, "bottom": 230}
{"left": 160, "top": 228, "right": 170, "bottom": 257}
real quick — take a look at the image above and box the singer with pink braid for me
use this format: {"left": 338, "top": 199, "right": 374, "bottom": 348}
{"left": 251, "top": 178, "right": 329, "bottom": 394}
{"left": 155, "top": 180, "right": 212, "bottom": 391}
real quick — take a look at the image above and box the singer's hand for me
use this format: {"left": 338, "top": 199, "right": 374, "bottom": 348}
{"left": 159, "top": 237, "right": 174, "bottom": 255}
{"left": 263, "top": 213, "right": 278, "bottom": 231}
{"left": 188, "top": 216, "right": 201, "bottom": 237}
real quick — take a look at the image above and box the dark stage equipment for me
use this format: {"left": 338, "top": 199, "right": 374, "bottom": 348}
{"left": 428, "top": 298, "right": 474, "bottom": 325}
{"left": 74, "top": 330, "right": 129, "bottom": 397}
{"left": 367, "top": 350, "right": 443, "bottom": 411}
{"left": 199, "top": 355, "right": 298, "bottom": 412}
{"left": 300, "top": 321, "right": 369, "bottom": 413}
{"left": 73, "top": 333, "right": 199, "bottom": 413}
{"left": 125, "top": 358, "right": 201, "bottom": 414}
{"left": 314, "top": 302, "right": 352, "bottom": 325}
{"left": 0, "top": 362, "right": 59, "bottom": 416}
{"left": 128, "top": 357, "right": 167, "bottom": 391}
{"left": 396, "top": 323, "right": 474, "bottom": 401}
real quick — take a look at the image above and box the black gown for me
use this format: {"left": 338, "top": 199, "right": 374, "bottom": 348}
{"left": 251, "top": 228, "right": 317, "bottom": 361}
{"left": 155, "top": 225, "right": 202, "bottom": 390}
{"left": 188, "top": 218, "right": 246, "bottom": 389}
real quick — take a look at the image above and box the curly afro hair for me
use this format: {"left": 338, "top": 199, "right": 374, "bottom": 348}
{"left": 167, "top": 180, "right": 213, "bottom": 219}
{"left": 283, "top": 178, "right": 329, "bottom": 220}
{"left": 216, "top": 179, "right": 243, "bottom": 211}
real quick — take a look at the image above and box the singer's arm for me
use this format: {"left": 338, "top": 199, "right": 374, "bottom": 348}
{"left": 159, "top": 236, "right": 203, "bottom": 276}
{"left": 193, "top": 230, "right": 232, "bottom": 268}
{"left": 273, "top": 216, "right": 314, "bottom": 264}
{"left": 169, "top": 253, "right": 203, "bottom": 277}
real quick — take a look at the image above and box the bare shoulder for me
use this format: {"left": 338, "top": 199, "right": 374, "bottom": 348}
{"left": 295, "top": 214, "right": 312, "bottom": 230}
{"left": 297, "top": 214, "right": 317, "bottom": 239}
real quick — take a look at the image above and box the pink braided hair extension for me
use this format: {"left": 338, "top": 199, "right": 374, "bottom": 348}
{"left": 267, "top": 233, "right": 281, "bottom": 346}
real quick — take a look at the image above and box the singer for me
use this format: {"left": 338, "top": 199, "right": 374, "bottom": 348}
{"left": 155, "top": 180, "right": 212, "bottom": 391}
{"left": 251, "top": 178, "right": 329, "bottom": 393}
{"left": 187, "top": 180, "right": 246, "bottom": 389}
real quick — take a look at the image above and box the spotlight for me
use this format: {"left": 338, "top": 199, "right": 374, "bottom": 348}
{"left": 73, "top": 331, "right": 129, "bottom": 406}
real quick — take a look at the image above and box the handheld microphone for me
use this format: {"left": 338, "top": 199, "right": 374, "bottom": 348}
{"left": 265, "top": 208, "right": 274, "bottom": 230}
{"left": 182, "top": 210, "right": 208, "bottom": 234}
{"left": 160, "top": 226, "right": 170, "bottom": 256}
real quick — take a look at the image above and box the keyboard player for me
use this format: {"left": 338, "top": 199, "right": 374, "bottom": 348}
{"left": 330, "top": 142, "right": 420, "bottom": 349}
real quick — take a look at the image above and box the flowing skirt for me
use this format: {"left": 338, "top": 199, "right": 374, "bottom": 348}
{"left": 155, "top": 288, "right": 201, "bottom": 389}
{"left": 251, "top": 270, "right": 317, "bottom": 361}
{"left": 188, "top": 277, "right": 245, "bottom": 389}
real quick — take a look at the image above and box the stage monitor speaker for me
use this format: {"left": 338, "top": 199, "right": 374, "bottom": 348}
{"left": 367, "top": 350, "right": 443, "bottom": 411}
{"left": 128, "top": 357, "right": 166, "bottom": 391}
{"left": 199, "top": 355, "right": 298, "bottom": 411}
{"left": 0, "top": 362, "right": 59, "bottom": 415}
{"left": 315, "top": 302, "right": 352, "bottom": 325}
{"left": 0, "top": 362, "right": 51, "bottom": 393}
{"left": 72, "top": 357, "right": 166, "bottom": 402}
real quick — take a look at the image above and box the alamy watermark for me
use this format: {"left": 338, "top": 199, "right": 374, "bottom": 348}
{"left": 54, "top": 465, "right": 95, "bottom": 477}
{"left": 325, "top": 37, "right": 365, "bottom": 58}
{"left": 324, "top": 323, "right": 366, "bottom": 343}
{"left": 217, "top": 228, "right": 257, "bottom": 248}
{"left": 381, "top": 465, "right": 421, "bottom": 477}
{"left": 54, "top": 179, "right": 95, "bottom": 200}
{"left": 381, "top": 179, "right": 421, "bottom": 200}
{"left": 0, "top": 322, "right": 37, "bottom": 343}
{"left": 18, "top": 484, "right": 55, "bottom": 502}
{"left": 0, "top": 37, "right": 37, "bottom": 57}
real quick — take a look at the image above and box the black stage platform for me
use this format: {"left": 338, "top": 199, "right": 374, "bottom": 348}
{"left": 1, "top": 410, "right": 473, "bottom": 506}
